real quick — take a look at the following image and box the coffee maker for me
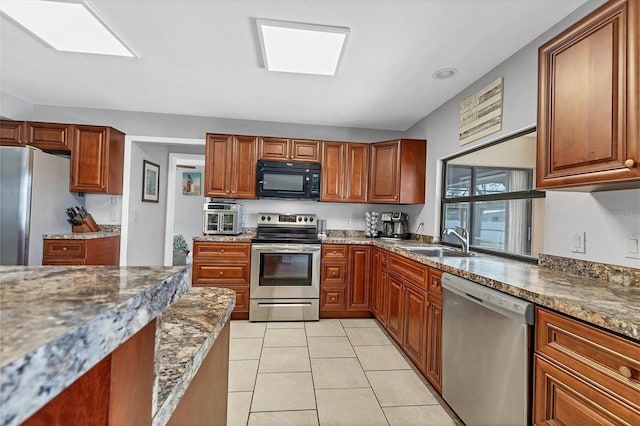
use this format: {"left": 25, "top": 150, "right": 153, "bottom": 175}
{"left": 380, "top": 212, "right": 409, "bottom": 239}
{"left": 391, "top": 212, "right": 409, "bottom": 239}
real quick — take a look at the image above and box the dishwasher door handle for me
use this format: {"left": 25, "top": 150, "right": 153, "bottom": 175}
{"left": 465, "top": 293, "right": 484, "bottom": 303}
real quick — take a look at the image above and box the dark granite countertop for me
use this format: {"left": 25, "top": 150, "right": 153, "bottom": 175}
{"left": 0, "top": 266, "right": 189, "bottom": 426}
{"left": 152, "top": 287, "right": 235, "bottom": 425}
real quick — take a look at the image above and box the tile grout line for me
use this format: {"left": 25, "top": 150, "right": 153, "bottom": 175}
{"left": 304, "top": 321, "right": 321, "bottom": 426}
{"left": 345, "top": 318, "right": 392, "bottom": 425}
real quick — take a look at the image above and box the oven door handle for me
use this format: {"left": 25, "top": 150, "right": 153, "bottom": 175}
{"left": 257, "top": 302, "right": 313, "bottom": 307}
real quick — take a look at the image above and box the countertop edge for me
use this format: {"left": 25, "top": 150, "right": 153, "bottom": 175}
{"left": 42, "top": 232, "right": 121, "bottom": 240}
{"left": 0, "top": 268, "right": 190, "bottom": 426}
{"left": 152, "top": 289, "right": 236, "bottom": 426}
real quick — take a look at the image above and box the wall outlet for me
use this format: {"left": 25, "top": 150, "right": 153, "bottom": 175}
{"left": 242, "top": 215, "right": 248, "bottom": 224}
{"left": 345, "top": 218, "right": 352, "bottom": 229}
{"left": 571, "top": 231, "right": 586, "bottom": 253}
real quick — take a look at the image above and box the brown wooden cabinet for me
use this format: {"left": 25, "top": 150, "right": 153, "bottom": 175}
{"left": 320, "top": 244, "right": 348, "bottom": 315}
{"left": 426, "top": 292, "right": 442, "bottom": 394}
{"left": 2, "top": 120, "right": 73, "bottom": 152}
{"left": 347, "top": 245, "right": 371, "bottom": 311}
{"left": 258, "top": 137, "right": 320, "bottom": 162}
{"left": 192, "top": 241, "right": 251, "bottom": 319}
{"left": 403, "top": 281, "right": 428, "bottom": 373}
{"left": 27, "top": 122, "right": 73, "bottom": 152}
{"left": 70, "top": 125, "right": 125, "bottom": 194}
{"left": 385, "top": 272, "right": 404, "bottom": 344}
{"left": 369, "top": 139, "right": 426, "bottom": 204}
{"left": 533, "top": 307, "right": 640, "bottom": 425}
{"left": 205, "top": 134, "right": 257, "bottom": 198}
{"left": 1, "top": 120, "right": 27, "bottom": 146}
{"left": 537, "top": 0, "right": 639, "bottom": 191}
{"left": 370, "top": 248, "right": 387, "bottom": 325}
{"left": 320, "top": 142, "right": 369, "bottom": 203}
{"left": 42, "top": 236, "right": 120, "bottom": 266}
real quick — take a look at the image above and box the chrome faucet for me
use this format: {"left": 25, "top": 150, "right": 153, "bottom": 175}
{"left": 443, "top": 226, "right": 469, "bottom": 253}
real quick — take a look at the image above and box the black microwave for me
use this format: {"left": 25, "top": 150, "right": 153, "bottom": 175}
{"left": 256, "top": 160, "right": 321, "bottom": 200}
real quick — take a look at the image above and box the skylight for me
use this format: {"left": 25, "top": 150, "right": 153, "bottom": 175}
{"left": 0, "top": 1, "right": 135, "bottom": 57}
{"left": 257, "top": 19, "right": 349, "bottom": 76}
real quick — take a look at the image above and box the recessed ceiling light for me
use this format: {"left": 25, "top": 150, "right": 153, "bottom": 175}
{"left": 433, "top": 68, "right": 457, "bottom": 80}
{"left": 257, "top": 19, "right": 349, "bottom": 76}
{"left": 0, "top": 0, "right": 136, "bottom": 57}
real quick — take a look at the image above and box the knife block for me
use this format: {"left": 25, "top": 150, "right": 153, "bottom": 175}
{"left": 72, "top": 214, "right": 100, "bottom": 233}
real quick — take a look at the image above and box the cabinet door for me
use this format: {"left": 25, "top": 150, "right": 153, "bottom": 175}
{"left": 321, "top": 261, "right": 348, "bottom": 286}
{"left": 537, "top": 0, "right": 640, "bottom": 189}
{"left": 258, "top": 137, "right": 289, "bottom": 161}
{"left": 370, "top": 248, "right": 382, "bottom": 318}
{"left": 205, "top": 134, "right": 233, "bottom": 197}
{"left": 386, "top": 273, "right": 404, "bottom": 344}
{"left": 369, "top": 140, "right": 400, "bottom": 203}
{"left": 426, "top": 296, "right": 442, "bottom": 394}
{"left": 71, "top": 125, "right": 109, "bottom": 192}
{"left": 0, "top": 120, "right": 27, "bottom": 146}
{"left": 533, "top": 355, "right": 639, "bottom": 425}
{"left": 231, "top": 136, "right": 257, "bottom": 198}
{"left": 291, "top": 139, "right": 320, "bottom": 162}
{"left": 320, "top": 142, "right": 345, "bottom": 202}
{"left": 27, "top": 122, "right": 73, "bottom": 152}
{"left": 347, "top": 246, "right": 371, "bottom": 311}
{"left": 344, "top": 143, "right": 369, "bottom": 203}
{"left": 320, "top": 285, "right": 346, "bottom": 312}
{"left": 403, "top": 282, "right": 428, "bottom": 373}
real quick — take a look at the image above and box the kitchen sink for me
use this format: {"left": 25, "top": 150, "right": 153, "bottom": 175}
{"left": 399, "top": 246, "right": 477, "bottom": 257}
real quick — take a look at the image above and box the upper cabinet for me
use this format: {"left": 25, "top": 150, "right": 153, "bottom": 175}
{"left": 205, "top": 134, "right": 257, "bottom": 198}
{"left": 537, "top": 0, "right": 639, "bottom": 191}
{"left": 369, "top": 139, "right": 426, "bottom": 204}
{"left": 0, "top": 120, "right": 27, "bottom": 146}
{"left": 259, "top": 137, "right": 321, "bottom": 162}
{"left": 1, "top": 120, "right": 73, "bottom": 152}
{"left": 320, "top": 142, "right": 369, "bottom": 203}
{"left": 70, "top": 125, "right": 125, "bottom": 194}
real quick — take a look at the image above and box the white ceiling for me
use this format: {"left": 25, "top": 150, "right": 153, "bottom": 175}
{"left": 0, "top": 0, "right": 588, "bottom": 131}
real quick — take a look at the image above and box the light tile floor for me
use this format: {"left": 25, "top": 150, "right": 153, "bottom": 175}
{"left": 228, "top": 319, "right": 460, "bottom": 426}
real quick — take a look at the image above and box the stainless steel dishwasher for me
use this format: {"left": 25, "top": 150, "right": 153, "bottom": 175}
{"left": 442, "top": 273, "right": 534, "bottom": 426}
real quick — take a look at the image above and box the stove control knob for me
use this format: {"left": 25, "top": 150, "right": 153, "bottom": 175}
{"left": 310, "top": 217, "right": 314, "bottom": 222}
{"left": 304, "top": 217, "right": 308, "bottom": 222}
{"left": 267, "top": 216, "right": 271, "bottom": 221}
{"left": 298, "top": 217, "right": 302, "bottom": 222}
{"left": 261, "top": 216, "right": 266, "bottom": 221}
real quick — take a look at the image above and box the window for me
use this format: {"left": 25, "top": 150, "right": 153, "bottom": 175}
{"left": 441, "top": 128, "right": 545, "bottom": 261}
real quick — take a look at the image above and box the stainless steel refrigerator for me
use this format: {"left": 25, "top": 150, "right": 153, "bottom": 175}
{"left": 0, "top": 146, "right": 82, "bottom": 265}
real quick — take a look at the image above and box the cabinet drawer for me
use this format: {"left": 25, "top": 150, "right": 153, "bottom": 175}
{"left": 536, "top": 307, "right": 640, "bottom": 409}
{"left": 216, "top": 286, "right": 250, "bottom": 313}
{"left": 42, "top": 257, "right": 86, "bottom": 266}
{"left": 533, "top": 355, "right": 640, "bottom": 425}
{"left": 322, "top": 244, "right": 348, "bottom": 260}
{"left": 192, "top": 260, "right": 250, "bottom": 285}
{"left": 192, "top": 242, "right": 251, "bottom": 259}
{"left": 428, "top": 268, "right": 443, "bottom": 297}
{"left": 43, "top": 240, "right": 85, "bottom": 258}
{"left": 389, "top": 253, "right": 427, "bottom": 289}
{"left": 320, "top": 286, "right": 346, "bottom": 311}
{"left": 321, "top": 261, "right": 347, "bottom": 285}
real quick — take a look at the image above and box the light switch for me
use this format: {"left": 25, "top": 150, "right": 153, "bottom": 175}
{"left": 571, "top": 232, "right": 586, "bottom": 253}
{"left": 626, "top": 234, "right": 640, "bottom": 259}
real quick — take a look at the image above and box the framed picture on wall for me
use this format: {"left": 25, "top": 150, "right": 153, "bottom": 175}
{"left": 142, "top": 160, "right": 160, "bottom": 203}
{"left": 182, "top": 172, "right": 201, "bottom": 195}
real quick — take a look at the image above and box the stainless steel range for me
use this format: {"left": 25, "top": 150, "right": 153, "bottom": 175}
{"left": 250, "top": 213, "right": 321, "bottom": 322}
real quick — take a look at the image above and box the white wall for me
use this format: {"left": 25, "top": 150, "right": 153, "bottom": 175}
{"left": 401, "top": 0, "right": 640, "bottom": 268}
{"left": 127, "top": 142, "right": 169, "bottom": 266}
{"left": 0, "top": 92, "right": 33, "bottom": 119}
{"left": 173, "top": 165, "right": 206, "bottom": 250}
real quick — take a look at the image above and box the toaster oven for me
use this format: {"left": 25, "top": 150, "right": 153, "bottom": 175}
{"left": 202, "top": 202, "right": 243, "bottom": 235}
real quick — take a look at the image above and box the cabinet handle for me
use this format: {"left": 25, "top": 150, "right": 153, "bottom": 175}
{"left": 220, "top": 248, "right": 225, "bottom": 253}
{"left": 331, "top": 272, "right": 337, "bottom": 277}
{"left": 619, "top": 365, "right": 633, "bottom": 378}
{"left": 62, "top": 247, "right": 67, "bottom": 251}
{"left": 219, "top": 271, "right": 224, "bottom": 276}
{"left": 624, "top": 159, "right": 635, "bottom": 168}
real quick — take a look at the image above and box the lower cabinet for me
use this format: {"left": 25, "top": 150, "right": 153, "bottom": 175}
{"left": 402, "top": 281, "right": 428, "bottom": 373}
{"left": 42, "top": 236, "right": 120, "bottom": 266}
{"left": 192, "top": 242, "right": 251, "bottom": 319}
{"left": 370, "top": 248, "right": 387, "bottom": 326}
{"left": 385, "top": 272, "right": 404, "bottom": 344}
{"left": 320, "top": 244, "right": 372, "bottom": 318}
{"left": 425, "top": 294, "right": 442, "bottom": 394}
{"left": 533, "top": 307, "right": 640, "bottom": 425}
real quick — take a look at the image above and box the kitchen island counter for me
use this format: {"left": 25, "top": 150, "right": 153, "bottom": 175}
{"left": 0, "top": 265, "right": 189, "bottom": 426}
